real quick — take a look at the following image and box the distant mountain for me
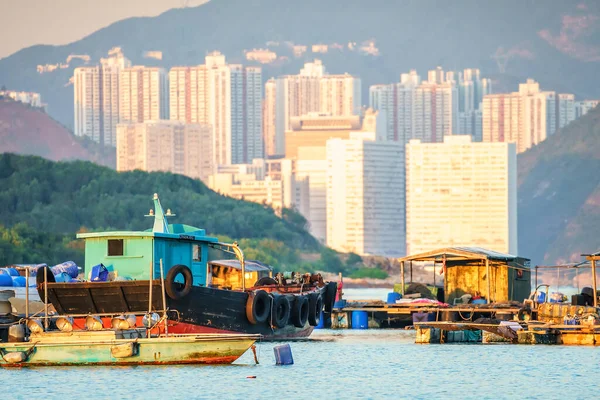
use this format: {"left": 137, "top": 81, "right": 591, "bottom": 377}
{"left": 518, "top": 106, "right": 600, "bottom": 266}
{"left": 0, "top": 98, "right": 115, "bottom": 167}
{"left": 1, "top": 0, "right": 599, "bottom": 128}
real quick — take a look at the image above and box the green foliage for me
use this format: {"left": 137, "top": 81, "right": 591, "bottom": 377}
{"left": 0, "top": 154, "right": 320, "bottom": 251}
{"left": 349, "top": 267, "right": 389, "bottom": 279}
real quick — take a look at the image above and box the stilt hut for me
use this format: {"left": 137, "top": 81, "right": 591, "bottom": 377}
{"left": 398, "top": 247, "right": 530, "bottom": 304}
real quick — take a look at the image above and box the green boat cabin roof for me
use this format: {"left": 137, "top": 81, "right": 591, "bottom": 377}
{"left": 77, "top": 223, "right": 219, "bottom": 243}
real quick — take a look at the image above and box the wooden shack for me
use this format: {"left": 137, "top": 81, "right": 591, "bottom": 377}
{"left": 398, "top": 247, "right": 531, "bottom": 304}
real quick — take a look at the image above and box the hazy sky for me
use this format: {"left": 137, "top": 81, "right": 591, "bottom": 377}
{"left": 0, "top": 0, "right": 208, "bottom": 59}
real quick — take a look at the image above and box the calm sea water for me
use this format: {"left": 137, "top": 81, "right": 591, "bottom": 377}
{"left": 1, "top": 329, "right": 599, "bottom": 399}
{"left": 2, "top": 288, "right": 599, "bottom": 399}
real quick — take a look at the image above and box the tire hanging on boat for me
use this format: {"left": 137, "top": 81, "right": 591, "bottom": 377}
{"left": 308, "top": 293, "right": 323, "bottom": 326}
{"left": 165, "top": 265, "right": 193, "bottom": 300}
{"left": 271, "top": 294, "right": 291, "bottom": 329}
{"left": 246, "top": 290, "right": 271, "bottom": 324}
{"left": 36, "top": 266, "right": 56, "bottom": 303}
{"left": 323, "top": 282, "right": 337, "bottom": 313}
{"left": 290, "top": 295, "right": 309, "bottom": 328}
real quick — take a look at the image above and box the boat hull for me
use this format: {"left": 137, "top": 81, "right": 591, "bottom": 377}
{"left": 44, "top": 281, "right": 325, "bottom": 339}
{"left": 0, "top": 333, "right": 257, "bottom": 367}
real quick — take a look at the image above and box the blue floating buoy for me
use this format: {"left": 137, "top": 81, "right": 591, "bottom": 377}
{"left": 11, "top": 276, "right": 27, "bottom": 287}
{"left": 0, "top": 274, "right": 13, "bottom": 287}
{"left": 274, "top": 344, "right": 294, "bottom": 365}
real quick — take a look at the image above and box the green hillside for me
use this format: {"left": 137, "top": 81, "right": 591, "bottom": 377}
{"left": 0, "top": 153, "right": 320, "bottom": 267}
{"left": 518, "top": 106, "right": 600, "bottom": 265}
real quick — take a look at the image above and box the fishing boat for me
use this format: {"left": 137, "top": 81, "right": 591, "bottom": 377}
{"left": 37, "top": 194, "right": 337, "bottom": 339}
{"left": 0, "top": 315, "right": 259, "bottom": 367}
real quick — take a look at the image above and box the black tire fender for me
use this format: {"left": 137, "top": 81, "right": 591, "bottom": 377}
{"left": 271, "top": 294, "right": 291, "bottom": 329}
{"left": 36, "top": 266, "right": 56, "bottom": 303}
{"left": 290, "top": 295, "right": 309, "bottom": 328}
{"left": 246, "top": 290, "right": 270, "bottom": 324}
{"left": 165, "top": 265, "right": 193, "bottom": 300}
{"left": 308, "top": 293, "right": 323, "bottom": 326}
{"left": 324, "top": 282, "right": 337, "bottom": 313}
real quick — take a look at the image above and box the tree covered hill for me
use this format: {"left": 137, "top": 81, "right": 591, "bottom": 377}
{"left": 518, "top": 105, "right": 600, "bottom": 265}
{"left": 0, "top": 153, "right": 320, "bottom": 266}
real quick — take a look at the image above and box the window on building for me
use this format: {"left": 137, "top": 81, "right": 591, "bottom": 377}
{"left": 108, "top": 239, "right": 124, "bottom": 256}
{"left": 193, "top": 244, "right": 202, "bottom": 262}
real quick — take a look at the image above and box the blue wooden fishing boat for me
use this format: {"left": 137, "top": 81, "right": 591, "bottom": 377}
{"left": 38, "top": 194, "right": 337, "bottom": 339}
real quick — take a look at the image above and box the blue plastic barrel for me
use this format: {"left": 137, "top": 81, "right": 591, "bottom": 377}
{"left": 11, "top": 276, "right": 26, "bottom": 287}
{"left": 352, "top": 311, "right": 368, "bottom": 329}
{"left": 5, "top": 268, "right": 19, "bottom": 277}
{"left": 274, "top": 344, "right": 294, "bottom": 365}
{"left": 536, "top": 292, "right": 546, "bottom": 303}
{"left": 315, "top": 311, "right": 325, "bottom": 329}
{"left": 387, "top": 292, "right": 402, "bottom": 304}
{"left": 0, "top": 274, "right": 13, "bottom": 286}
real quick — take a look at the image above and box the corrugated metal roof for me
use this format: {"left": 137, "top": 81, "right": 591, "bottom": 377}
{"left": 398, "top": 247, "right": 526, "bottom": 263}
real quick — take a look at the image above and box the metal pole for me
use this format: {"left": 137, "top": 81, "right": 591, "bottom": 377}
{"left": 592, "top": 258, "right": 597, "bottom": 308}
{"left": 44, "top": 266, "right": 49, "bottom": 330}
{"left": 535, "top": 266, "right": 538, "bottom": 289}
{"left": 159, "top": 259, "right": 168, "bottom": 336}
{"left": 148, "top": 261, "right": 153, "bottom": 314}
{"left": 25, "top": 268, "right": 29, "bottom": 319}
{"left": 486, "top": 258, "right": 491, "bottom": 304}
{"left": 400, "top": 261, "right": 405, "bottom": 295}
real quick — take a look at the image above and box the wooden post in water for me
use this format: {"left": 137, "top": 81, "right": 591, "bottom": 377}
{"left": 400, "top": 261, "right": 405, "bottom": 295}
{"left": 486, "top": 258, "right": 491, "bottom": 304}
{"left": 592, "top": 258, "right": 597, "bottom": 308}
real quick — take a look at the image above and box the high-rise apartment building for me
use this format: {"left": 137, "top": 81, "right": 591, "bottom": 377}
{"left": 575, "top": 100, "right": 599, "bottom": 118}
{"left": 286, "top": 111, "right": 384, "bottom": 241}
{"left": 263, "top": 60, "right": 361, "bottom": 157}
{"left": 73, "top": 49, "right": 131, "bottom": 146}
{"left": 369, "top": 67, "right": 463, "bottom": 144}
{"left": 208, "top": 159, "right": 309, "bottom": 214}
{"left": 406, "top": 135, "right": 517, "bottom": 255}
{"left": 482, "top": 79, "right": 564, "bottom": 153}
{"left": 120, "top": 66, "right": 169, "bottom": 123}
{"left": 326, "top": 132, "right": 404, "bottom": 257}
{"left": 169, "top": 52, "right": 263, "bottom": 165}
{"left": 556, "top": 93, "right": 575, "bottom": 130}
{"left": 116, "top": 121, "right": 213, "bottom": 182}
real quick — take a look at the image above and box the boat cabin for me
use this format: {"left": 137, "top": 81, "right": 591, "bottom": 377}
{"left": 76, "top": 194, "right": 269, "bottom": 290}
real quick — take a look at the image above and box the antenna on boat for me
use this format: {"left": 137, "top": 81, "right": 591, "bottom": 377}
{"left": 145, "top": 193, "right": 175, "bottom": 234}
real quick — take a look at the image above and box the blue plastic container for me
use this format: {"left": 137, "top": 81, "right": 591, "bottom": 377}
{"left": 274, "top": 344, "right": 294, "bottom": 365}
{"left": 5, "top": 268, "right": 19, "bottom": 277}
{"left": 11, "top": 276, "right": 26, "bottom": 287}
{"left": 0, "top": 274, "right": 13, "bottom": 286}
{"left": 472, "top": 299, "right": 487, "bottom": 305}
{"left": 536, "top": 292, "right": 546, "bottom": 303}
{"left": 352, "top": 311, "right": 368, "bottom": 329}
{"left": 387, "top": 292, "right": 402, "bottom": 304}
{"left": 412, "top": 312, "right": 436, "bottom": 323}
{"left": 315, "top": 311, "right": 325, "bottom": 329}
{"left": 90, "top": 264, "right": 109, "bottom": 282}
{"left": 51, "top": 261, "right": 79, "bottom": 279}
{"left": 334, "top": 299, "right": 347, "bottom": 309}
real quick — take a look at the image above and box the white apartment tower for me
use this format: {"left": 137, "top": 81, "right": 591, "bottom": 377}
{"left": 169, "top": 52, "right": 263, "bottom": 165}
{"left": 116, "top": 121, "right": 214, "bottom": 182}
{"left": 406, "top": 135, "right": 517, "bottom": 255}
{"left": 482, "top": 79, "right": 564, "bottom": 153}
{"left": 73, "top": 50, "right": 131, "bottom": 146}
{"left": 575, "top": 100, "right": 600, "bottom": 118}
{"left": 119, "top": 66, "right": 169, "bottom": 123}
{"left": 326, "top": 132, "right": 404, "bottom": 256}
{"left": 264, "top": 60, "right": 361, "bottom": 157}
